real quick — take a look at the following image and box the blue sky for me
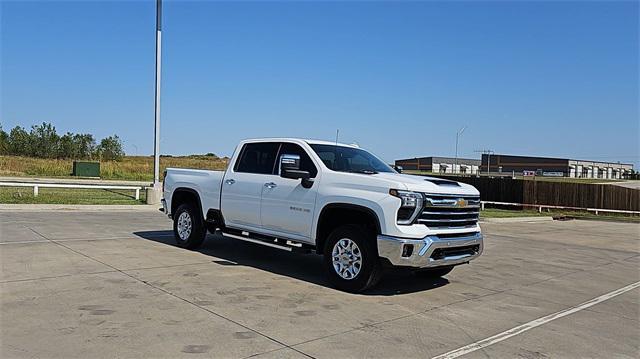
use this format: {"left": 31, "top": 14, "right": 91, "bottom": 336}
{"left": 1, "top": 1, "right": 638, "bottom": 165}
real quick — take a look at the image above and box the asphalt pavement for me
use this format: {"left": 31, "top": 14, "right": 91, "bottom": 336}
{"left": 1, "top": 208, "right": 638, "bottom": 358}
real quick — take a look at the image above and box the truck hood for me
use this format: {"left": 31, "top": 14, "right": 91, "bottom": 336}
{"left": 372, "top": 173, "right": 479, "bottom": 196}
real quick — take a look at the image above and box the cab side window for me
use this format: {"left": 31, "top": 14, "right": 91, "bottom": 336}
{"left": 277, "top": 143, "right": 318, "bottom": 178}
{"left": 235, "top": 142, "right": 280, "bottom": 174}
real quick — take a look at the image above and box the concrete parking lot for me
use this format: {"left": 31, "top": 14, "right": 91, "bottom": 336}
{"left": 1, "top": 208, "right": 638, "bottom": 358}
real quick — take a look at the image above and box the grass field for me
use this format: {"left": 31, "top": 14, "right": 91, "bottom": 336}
{"left": 479, "top": 208, "right": 549, "bottom": 218}
{"left": 480, "top": 207, "right": 639, "bottom": 222}
{"left": 0, "top": 187, "right": 146, "bottom": 205}
{"left": 0, "top": 155, "right": 229, "bottom": 181}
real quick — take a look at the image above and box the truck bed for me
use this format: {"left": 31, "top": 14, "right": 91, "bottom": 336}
{"left": 163, "top": 168, "right": 224, "bottom": 217}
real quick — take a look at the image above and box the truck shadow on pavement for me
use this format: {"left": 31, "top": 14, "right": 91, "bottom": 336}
{"left": 134, "top": 230, "right": 450, "bottom": 295}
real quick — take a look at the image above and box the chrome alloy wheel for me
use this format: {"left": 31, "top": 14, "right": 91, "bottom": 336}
{"left": 177, "top": 211, "right": 192, "bottom": 241}
{"left": 332, "top": 238, "right": 363, "bottom": 280}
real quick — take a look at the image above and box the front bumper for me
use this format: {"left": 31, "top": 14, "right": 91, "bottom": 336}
{"left": 377, "top": 232, "right": 483, "bottom": 269}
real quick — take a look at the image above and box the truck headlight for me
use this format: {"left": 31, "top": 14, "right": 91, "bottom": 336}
{"left": 389, "top": 189, "right": 423, "bottom": 225}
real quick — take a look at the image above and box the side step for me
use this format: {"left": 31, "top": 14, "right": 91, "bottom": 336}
{"left": 220, "top": 231, "right": 313, "bottom": 253}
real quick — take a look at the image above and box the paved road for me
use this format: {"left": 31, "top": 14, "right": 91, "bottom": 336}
{"left": 1, "top": 210, "right": 638, "bottom": 358}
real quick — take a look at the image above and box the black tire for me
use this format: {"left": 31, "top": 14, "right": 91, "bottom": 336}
{"left": 172, "top": 203, "right": 207, "bottom": 249}
{"left": 323, "top": 224, "right": 383, "bottom": 293}
{"left": 414, "top": 265, "right": 454, "bottom": 278}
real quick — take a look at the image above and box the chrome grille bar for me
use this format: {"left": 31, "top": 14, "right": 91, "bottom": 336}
{"left": 418, "top": 218, "right": 477, "bottom": 223}
{"left": 422, "top": 210, "right": 479, "bottom": 216}
{"left": 418, "top": 193, "right": 481, "bottom": 228}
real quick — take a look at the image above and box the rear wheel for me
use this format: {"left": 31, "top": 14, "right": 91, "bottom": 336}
{"left": 173, "top": 203, "right": 206, "bottom": 249}
{"left": 323, "top": 225, "right": 382, "bottom": 293}
{"left": 414, "top": 265, "right": 454, "bottom": 278}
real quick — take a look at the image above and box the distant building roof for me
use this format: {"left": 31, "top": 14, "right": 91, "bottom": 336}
{"left": 396, "top": 156, "right": 481, "bottom": 166}
{"left": 486, "top": 154, "right": 633, "bottom": 168}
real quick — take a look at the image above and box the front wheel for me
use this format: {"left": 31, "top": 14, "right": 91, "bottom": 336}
{"left": 173, "top": 203, "right": 206, "bottom": 249}
{"left": 323, "top": 225, "right": 382, "bottom": 293}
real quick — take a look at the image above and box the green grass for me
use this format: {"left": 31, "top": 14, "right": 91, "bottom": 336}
{"left": 0, "top": 155, "right": 228, "bottom": 181}
{"left": 0, "top": 187, "right": 146, "bottom": 205}
{"left": 480, "top": 207, "right": 640, "bottom": 223}
{"left": 479, "top": 208, "right": 549, "bottom": 218}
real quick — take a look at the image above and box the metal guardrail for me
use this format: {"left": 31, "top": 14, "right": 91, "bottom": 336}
{"left": 481, "top": 201, "right": 640, "bottom": 215}
{"left": 0, "top": 182, "right": 144, "bottom": 200}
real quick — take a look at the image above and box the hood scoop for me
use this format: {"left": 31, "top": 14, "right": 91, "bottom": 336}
{"left": 424, "top": 178, "right": 461, "bottom": 187}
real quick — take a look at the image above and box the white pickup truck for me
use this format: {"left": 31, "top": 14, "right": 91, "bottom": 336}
{"left": 162, "top": 138, "right": 483, "bottom": 292}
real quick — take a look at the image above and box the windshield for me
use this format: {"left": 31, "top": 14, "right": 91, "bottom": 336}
{"left": 309, "top": 144, "right": 395, "bottom": 174}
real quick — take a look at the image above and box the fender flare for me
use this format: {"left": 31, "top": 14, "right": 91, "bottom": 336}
{"left": 315, "top": 202, "right": 382, "bottom": 242}
{"left": 171, "top": 187, "right": 204, "bottom": 218}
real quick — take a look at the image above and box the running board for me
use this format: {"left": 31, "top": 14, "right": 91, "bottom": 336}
{"left": 220, "top": 232, "right": 311, "bottom": 253}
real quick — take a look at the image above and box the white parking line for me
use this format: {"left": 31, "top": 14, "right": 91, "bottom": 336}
{"left": 432, "top": 281, "right": 640, "bottom": 359}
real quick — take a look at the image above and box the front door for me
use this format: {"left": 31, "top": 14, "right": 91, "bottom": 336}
{"left": 221, "top": 142, "right": 280, "bottom": 231}
{"left": 260, "top": 142, "right": 319, "bottom": 241}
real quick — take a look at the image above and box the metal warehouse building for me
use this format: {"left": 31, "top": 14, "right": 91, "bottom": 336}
{"left": 395, "top": 157, "right": 481, "bottom": 175}
{"left": 482, "top": 154, "right": 634, "bottom": 179}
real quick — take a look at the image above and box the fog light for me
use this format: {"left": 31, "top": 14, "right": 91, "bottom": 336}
{"left": 401, "top": 244, "right": 414, "bottom": 257}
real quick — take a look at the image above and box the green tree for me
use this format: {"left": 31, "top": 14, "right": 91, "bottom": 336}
{"left": 96, "top": 135, "right": 125, "bottom": 161}
{"left": 8, "top": 126, "right": 31, "bottom": 156}
{"left": 0, "top": 124, "right": 8, "bottom": 155}
{"left": 57, "top": 132, "right": 75, "bottom": 158}
{"left": 73, "top": 133, "right": 96, "bottom": 159}
{"left": 30, "top": 122, "right": 60, "bottom": 158}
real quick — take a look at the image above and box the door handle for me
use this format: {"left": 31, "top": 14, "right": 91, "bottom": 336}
{"left": 225, "top": 179, "right": 235, "bottom": 185}
{"left": 264, "top": 182, "right": 277, "bottom": 189}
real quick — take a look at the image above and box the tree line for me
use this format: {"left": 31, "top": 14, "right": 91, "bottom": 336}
{"left": 0, "top": 122, "right": 125, "bottom": 161}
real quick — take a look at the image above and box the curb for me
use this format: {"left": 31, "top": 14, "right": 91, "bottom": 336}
{"left": 0, "top": 204, "right": 161, "bottom": 212}
{"left": 480, "top": 216, "right": 554, "bottom": 223}
{"left": 569, "top": 216, "right": 640, "bottom": 224}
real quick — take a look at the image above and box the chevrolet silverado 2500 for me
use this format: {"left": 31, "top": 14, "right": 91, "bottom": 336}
{"left": 162, "top": 138, "right": 483, "bottom": 292}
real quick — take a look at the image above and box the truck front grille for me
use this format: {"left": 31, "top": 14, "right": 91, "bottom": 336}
{"left": 417, "top": 194, "right": 480, "bottom": 229}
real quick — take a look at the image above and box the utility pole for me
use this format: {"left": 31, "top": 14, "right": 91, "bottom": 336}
{"left": 149, "top": 0, "right": 162, "bottom": 203}
{"left": 475, "top": 149, "right": 495, "bottom": 176}
{"left": 455, "top": 126, "right": 466, "bottom": 174}
{"left": 153, "top": 0, "right": 162, "bottom": 188}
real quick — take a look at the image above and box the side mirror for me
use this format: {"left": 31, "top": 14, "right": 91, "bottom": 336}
{"left": 280, "top": 154, "right": 309, "bottom": 179}
{"left": 280, "top": 154, "right": 313, "bottom": 188}
{"left": 393, "top": 165, "right": 403, "bottom": 174}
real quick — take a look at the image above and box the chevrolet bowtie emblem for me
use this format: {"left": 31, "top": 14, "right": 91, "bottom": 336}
{"left": 456, "top": 198, "right": 468, "bottom": 208}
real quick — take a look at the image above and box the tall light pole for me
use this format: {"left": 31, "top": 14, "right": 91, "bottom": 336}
{"left": 455, "top": 126, "right": 466, "bottom": 174}
{"left": 153, "top": 0, "right": 162, "bottom": 189}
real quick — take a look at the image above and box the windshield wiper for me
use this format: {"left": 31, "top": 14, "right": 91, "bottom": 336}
{"left": 348, "top": 170, "right": 378, "bottom": 175}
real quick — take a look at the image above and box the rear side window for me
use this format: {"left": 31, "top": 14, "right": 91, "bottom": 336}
{"left": 277, "top": 143, "right": 318, "bottom": 178}
{"left": 234, "top": 142, "right": 280, "bottom": 174}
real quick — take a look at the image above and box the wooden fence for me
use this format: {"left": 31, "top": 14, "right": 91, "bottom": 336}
{"left": 426, "top": 175, "right": 639, "bottom": 211}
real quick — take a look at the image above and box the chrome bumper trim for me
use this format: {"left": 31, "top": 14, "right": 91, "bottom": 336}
{"left": 377, "top": 232, "right": 483, "bottom": 268}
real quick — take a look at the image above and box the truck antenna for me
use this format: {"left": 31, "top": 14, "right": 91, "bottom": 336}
{"left": 335, "top": 129, "right": 339, "bottom": 145}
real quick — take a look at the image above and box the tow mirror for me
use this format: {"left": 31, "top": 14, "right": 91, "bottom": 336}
{"left": 393, "top": 165, "right": 403, "bottom": 173}
{"left": 280, "top": 154, "right": 308, "bottom": 179}
{"left": 280, "top": 154, "right": 313, "bottom": 187}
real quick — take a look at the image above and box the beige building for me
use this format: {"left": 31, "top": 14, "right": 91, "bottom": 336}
{"left": 482, "top": 154, "right": 634, "bottom": 179}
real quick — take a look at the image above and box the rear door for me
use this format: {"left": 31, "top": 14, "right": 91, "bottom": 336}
{"left": 220, "top": 142, "right": 280, "bottom": 231}
{"left": 260, "top": 142, "right": 319, "bottom": 241}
